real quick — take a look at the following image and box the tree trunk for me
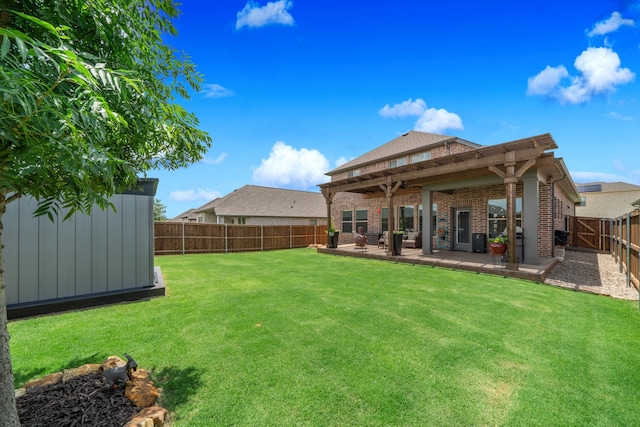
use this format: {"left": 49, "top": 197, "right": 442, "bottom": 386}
{"left": 0, "top": 190, "right": 20, "bottom": 426}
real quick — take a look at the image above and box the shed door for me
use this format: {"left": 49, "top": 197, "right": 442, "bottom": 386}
{"left": 453, "top": 208, "right": 472, "bottom": 252}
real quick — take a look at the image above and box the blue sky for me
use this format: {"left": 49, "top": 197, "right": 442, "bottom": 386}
{"left": 153, "top": 0, "right": 640, "bottom": 219}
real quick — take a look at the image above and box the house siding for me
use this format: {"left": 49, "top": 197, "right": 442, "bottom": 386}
{"left": 575, "top": 190, "right": 640, "bottom": 218}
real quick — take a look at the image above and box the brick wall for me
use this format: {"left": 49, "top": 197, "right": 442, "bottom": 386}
{"left": 330, "top": 179, "right": 565, "bottom": 258}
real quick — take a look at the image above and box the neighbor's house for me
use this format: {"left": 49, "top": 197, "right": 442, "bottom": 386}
{"left": 5, "top": 179, "right": 164, "bottom": 319}
{"left": 574, "top": 182, "right": 640, "bottom": 219}
{"left": 190, "top": 185, "right": 327, "bottom": 226}
{"left": 319, "top": 131, "right": 580, "bottom": 270}
{"left": 169, "top": 208, "right": 198, "bottom": 222}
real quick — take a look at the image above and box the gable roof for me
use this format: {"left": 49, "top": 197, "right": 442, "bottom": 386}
{"left": 168, "top": 208, "right": 197, "bottom": 222}
{"left": 194, "top": 185, "right": 326, "bottom": 218}
{"left": 327, "top": 131, "right": 482, "bottom": 175}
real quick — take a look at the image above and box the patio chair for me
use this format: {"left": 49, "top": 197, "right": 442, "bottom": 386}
{"left": 379, "top": 231, "right": 388, "bottom": 249}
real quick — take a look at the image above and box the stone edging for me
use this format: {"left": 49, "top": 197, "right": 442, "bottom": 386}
{"left": 15, "top": 355, "right": 167, "bottom": 427}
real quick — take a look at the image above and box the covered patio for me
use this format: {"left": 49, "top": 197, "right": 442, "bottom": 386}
{"left": 317, "top": 242, "right": 558, "bottom": 283}
{"left": 319, "top": 133, "right": 580, "bottom": 273}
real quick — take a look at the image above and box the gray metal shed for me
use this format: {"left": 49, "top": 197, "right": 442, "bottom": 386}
{"left": 4, "top": 178, "right": 164, "bottom": 319}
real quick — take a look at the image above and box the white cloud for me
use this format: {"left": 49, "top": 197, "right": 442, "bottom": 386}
{"left": 378, "top": 98, "right": 463, "bottom": 134}
{"left": 203, "top": 84, "right": 234, "bottom": 98}
{"left": 607, "top": 111, "right": 633, "bottom": 121}
{"left": 378, "top": 99, "right": 427, "bottom": 117}
{"left": 253, "top": 141, "right": 329, "bottom": 188}
{"left": 334, "top": 156, "right": 351, "bottom": 167}
{"left": 571, "top": 171, "right": 627, "bottom": 182}
{"left": 201, "top": 153, "right": 228, "bottom": 165}
{"left": 414, "top": 108, "right": 464, "bottom": 133}
{"left": 236, "top": 0, "right": 294, "bottom": 30}
{"left": 170, "top": 189, "right": 221, "bottom": 202}
{"left": 526, "top": 65, "right": 569, "bottom": 96}
{"left": 587, "top": 12, "right": 634, "bottom": 37}
{"left": 612, "top": 159, "right": 626, "bottom": 171}
{"left": 527, "top": 47, "right": 634, "bottom": 104}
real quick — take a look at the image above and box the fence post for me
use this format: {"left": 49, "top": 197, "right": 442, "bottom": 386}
{"left": 225, "top": 224, "right": 228, "bottom": 254}
{"left": 610, "top": 218, "right": 614, "bottom": 257}
{"left": 181, "top": 219, "right": 185, "bottom": 255}
{"left": 290, "top": 224, "right": 293, "bottom": 249}
{"left": 261, "top": 225, "right": 264, "bottom": 252}
{"left": 314, "top": 224, "right": 317, "bottom": 246}
{"left": 619, "top": 217, "right": 623, "bottom": 273}
{"left": 626, "top": 213, "right": 631, "bottom": 287}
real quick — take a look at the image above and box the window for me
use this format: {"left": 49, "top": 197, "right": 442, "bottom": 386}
{"left": 355, "top": 209, "right": 368, "bottom": 232}
{"left": 579, "top": 196, "right": 586, "bottom": 206}
{"left": 418, "top": 204, "right": 437, "bottom": 234}
{"left": 487, "top": 198, "right": 522, "bottom": 238}
{"left": 237, "top": 217, "right": 246, "bottom": 225}
{"left": 411, "top": 152, "right": 431, "bottom": 163}
{"left": 341, "top": 210, "right": 353, "bottom": 233}
{"left": 348, "top": 169, "right": 360, "bottom": 178}
{"left": 381, "top": 207, "right": 388, "bottom": 232}
{"left": 389, "top": 158, "right": 407, "bottom": 168}
{"left": 398, "top": 205, "right": 415, "bottom": 231}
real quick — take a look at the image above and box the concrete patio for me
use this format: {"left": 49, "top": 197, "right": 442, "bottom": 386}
{"left": 317, "top": 242, "right": 558, "bottom": 282}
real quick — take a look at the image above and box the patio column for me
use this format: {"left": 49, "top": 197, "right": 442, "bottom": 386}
{"left": 522, "top": 171, "right": 540, "bottom": 265}
{"left": 489, "top": 152, "right": 537, "bottom": 271}
{"left": 380, "top": 179, "right": 403, "bottom": 255}
{"left": 421, "top": 187, "right": 433, "bottom": 255}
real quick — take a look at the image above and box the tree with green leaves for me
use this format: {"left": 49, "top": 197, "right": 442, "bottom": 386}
{"left": 0, "top": 1, "right": 211, "bottom": 423}
{"left": 154, "top": 198, "right": 168, "bottom": 221}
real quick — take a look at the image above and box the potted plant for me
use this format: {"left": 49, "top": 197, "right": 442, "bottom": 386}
{"left": 488, "top": 235, "right": 508, "bottom": 255}
{"left": 327, "top": 218, "right": 339, "bottom": 248}
{"left": 437, "top": 227, "right": 447, "bottom": 240}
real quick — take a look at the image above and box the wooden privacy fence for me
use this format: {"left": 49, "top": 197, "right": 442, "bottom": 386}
{"left": 570, "top": 216, "right": 611, "bottom": 251}
{"left": 154, "top": 222, "right": 328, "bottom": 255}
{"left": 608, "top": 210, "right": 639, "bottom": 291}
{"left": 570, "top": 213, "right": 638, "bottom": 291}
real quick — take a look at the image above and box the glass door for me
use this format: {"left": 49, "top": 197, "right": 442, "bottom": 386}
{"left": 454, "top": 208, "right": 472, "bottom": 251}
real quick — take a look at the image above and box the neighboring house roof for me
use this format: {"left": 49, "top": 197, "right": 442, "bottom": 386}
{"left": 194, "top": 185, "right": 326, "bottom": 218}
{"left": 168, "top": 208, "right": 198, "bottom": 222}
{"left": 575, "top": 181, "right": 640, "bottom": 193}
{"left": 327, "top": 131, "right": 481, "bottom": 175}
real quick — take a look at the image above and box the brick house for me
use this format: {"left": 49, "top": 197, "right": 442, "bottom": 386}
{"left": 319, "top": 131, "right": 580, "bottom": 270}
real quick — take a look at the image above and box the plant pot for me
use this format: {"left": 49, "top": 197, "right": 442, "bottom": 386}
{"left": 392, "top": 232, "right": 403, "bottom": 256}
{"left": 327, "top": 231, "right": 339, "bottom": 248}
{"left": 488, "top": 243, "right": 507, "bottom": 255}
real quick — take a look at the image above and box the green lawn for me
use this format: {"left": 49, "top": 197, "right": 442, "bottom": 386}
{"left": 9, "top": 249, "right": 640, "bottom": 426}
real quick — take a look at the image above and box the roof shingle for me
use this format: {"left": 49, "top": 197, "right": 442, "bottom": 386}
{"left": 195, "top": 185, "right": 326, "bottom": 218}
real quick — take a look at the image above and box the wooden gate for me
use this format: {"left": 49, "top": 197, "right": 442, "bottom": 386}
{"left": 570, "top": 216, "right": 602, "bottom": 250}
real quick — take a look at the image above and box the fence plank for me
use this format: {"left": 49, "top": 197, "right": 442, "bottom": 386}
{"left": 155, "top": 223, "right": 328, "bottom": 255}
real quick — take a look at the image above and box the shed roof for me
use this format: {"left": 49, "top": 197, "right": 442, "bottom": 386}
{"left": 194, "top": 185, "right": 326, "bottom": 218}
{"left": 327, "top": 131, "right": 481, "bottom": 175}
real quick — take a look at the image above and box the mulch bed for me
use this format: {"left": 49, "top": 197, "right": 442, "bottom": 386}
{"left": 17, "top": 373, "right": 140, "bottom": 427}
